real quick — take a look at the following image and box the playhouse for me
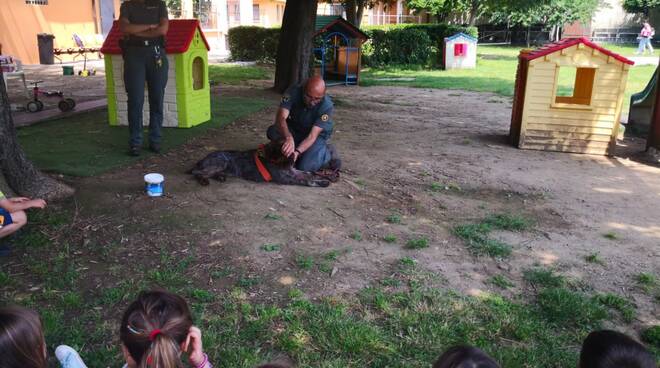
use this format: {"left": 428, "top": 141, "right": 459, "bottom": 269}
{"left": 100, "top": 19, "right": 211, "bottom": 128}
{"left": 442, "top": 32, "right": 477, "bottom": 70}
{"left": 509, "top": 37, "right": 633, "bottom": 155}
{"left": 313, "top": 16, "right": 369, "bottom": 86}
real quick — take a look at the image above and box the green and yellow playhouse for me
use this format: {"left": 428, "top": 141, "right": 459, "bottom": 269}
{"left": 100, "top": 19, "right": 210, "bottom": 128}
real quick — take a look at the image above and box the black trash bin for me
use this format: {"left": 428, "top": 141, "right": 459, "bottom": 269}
{"left": 37, "top": 33, "right": 55, "bottom": 65}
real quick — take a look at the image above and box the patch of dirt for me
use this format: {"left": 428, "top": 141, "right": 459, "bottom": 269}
{"left": 25, "top": 84, "right": 660, "bottom": 327}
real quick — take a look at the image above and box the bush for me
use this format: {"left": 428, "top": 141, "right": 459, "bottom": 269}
{"left": 361, "top": 23, "right": 478, "bottom": 67}
{"left": 227, "top": 26, "right": 280, "bottom": 61}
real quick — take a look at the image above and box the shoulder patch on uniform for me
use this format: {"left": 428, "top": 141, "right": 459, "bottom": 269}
{"left": 281, "top": 95, "right": 290, "bottom": 103}
{"left": 321, "top": 114, "right": 329, "bottom": 122}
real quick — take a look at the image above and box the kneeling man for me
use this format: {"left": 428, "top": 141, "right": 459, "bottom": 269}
{"left": 267, "top": 76, "right": 340, "bottom": 172}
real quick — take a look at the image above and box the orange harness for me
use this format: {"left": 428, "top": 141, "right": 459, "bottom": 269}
{"left": 254, "top": 145, "right": 272, "bottom": 182}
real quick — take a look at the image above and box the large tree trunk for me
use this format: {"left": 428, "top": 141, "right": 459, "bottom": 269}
{"left": 345, "top": 0, "right": 365, "bottom": 27}
{"left": 0, "top": 71, "right": 74, "bottom": 200}
{"left": 273, "top": 0, "right": 318, "bottom": 93}
{"left": 355, "top": 1, "right": 365, "bottom": 28}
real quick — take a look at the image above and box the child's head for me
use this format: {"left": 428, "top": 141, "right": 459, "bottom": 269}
{"left": 120, "top": 290, "right": 193, "bottom": 368}
{"left": 0, "top": 306, "right": 47, "bottom": 368}
{"left": 579, "top": 330, "right": 656, "bottom": 368}
{"left": 433, "top": 345, "right": 500, "bottom": 368}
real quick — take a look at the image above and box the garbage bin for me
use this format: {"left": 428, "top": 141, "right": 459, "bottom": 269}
{"left": 37, "top": 33, "right": 55, "bottom": 65}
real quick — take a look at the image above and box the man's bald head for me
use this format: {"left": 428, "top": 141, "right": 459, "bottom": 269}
{"left": 303, "top": 76, "right": 326, "bottom": 107}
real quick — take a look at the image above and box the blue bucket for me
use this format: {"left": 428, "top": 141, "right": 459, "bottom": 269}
{"left": 144, "top": 173, "right": 164, "bottom": 197}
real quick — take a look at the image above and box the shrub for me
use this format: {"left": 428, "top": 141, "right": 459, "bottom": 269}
{"left": 361, "top": 23, "right": 478, "bottom": 67}
{"left": 227, "top": 26, "right": 280, "bottom": 61}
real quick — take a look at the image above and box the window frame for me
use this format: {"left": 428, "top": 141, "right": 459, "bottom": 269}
{"left": 550, "top": 64, "right": 598, "bottom": 111}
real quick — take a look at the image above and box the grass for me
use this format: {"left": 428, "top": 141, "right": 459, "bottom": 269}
{"left": 523, "top": 268, "right": 566, "bottom": 289}
{"left": 383, "top": 234, "right": 397, "bottom": 243}
{"left": 262, "top": 243, "right": 282, "bottom": 252}
{"left": 361, "top": 44, "right": 656, "bottom": 111}
{"left": 603, "top": 231, "right": 619, "bottom": 240}
{"left": 585, "top": 252, "right": 604, "bottom": 265}
{"left": 350, "top": 231, "right": 363, "bottom": 241}
{"left": 207, "top": 64, "right": 271, "bottom": 85}
{"left": 594, "top": 293, "right": 636, "bottom": 323}
{"left": 453, "top": 213, "right": 531, "bottom": 258}
{"left": 386, "top": 213, "right": 402, "bottom": 224}
{"left": 406, "top": 237, "right": 430, "bottom": 249}
{"left": 489, "top": 275, "right": 514, "bottom": 289}
{"left": 17, "top": 96, "right": 269, "bottom": 176}
{"left": 6, "top": 209, "right": 658, "bottom": 368}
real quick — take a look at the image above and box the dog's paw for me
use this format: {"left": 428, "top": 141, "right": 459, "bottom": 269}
{"left": 316, "top": 179, "right": 331, "bottom": 187}
{"left": 196, "top": 176, "right": 210, "bottom": 186}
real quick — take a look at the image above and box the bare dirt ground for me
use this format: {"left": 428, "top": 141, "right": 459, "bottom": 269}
{"left": 63, "top": 83, "right": 659, "bottom": 331}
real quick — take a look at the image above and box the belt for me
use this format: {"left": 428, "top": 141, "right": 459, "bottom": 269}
{"left": 126, "top": 39, "right": 164, "bottom": 47}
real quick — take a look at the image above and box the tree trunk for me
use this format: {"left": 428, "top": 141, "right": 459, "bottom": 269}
{"left": 273, "top": 0, "right": 318, "bottom": 93}
{"left": 345, "top": 0, "right": 358, "bottom": 26}
{"left": 355, "top": 1, "right": 365, "bottom": 28}
{"left": 0, "top": 71, "right": 74, "bottom": 200}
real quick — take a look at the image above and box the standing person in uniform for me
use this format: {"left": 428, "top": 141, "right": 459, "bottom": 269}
{"left": 266, "top": 76, "right": 341, "bottom": 173}
{"left": 119, "top": 0, "right": 169, "bottom": 156}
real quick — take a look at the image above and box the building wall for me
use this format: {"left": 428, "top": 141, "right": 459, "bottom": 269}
{"left": 519, "top": 45, "right": 628, "bottom": 155}
{"left": 0, "top": 0, "right": 121, "bottom": 64}
{"left": 592, "top": 0, "right": 638, "bottom": 29}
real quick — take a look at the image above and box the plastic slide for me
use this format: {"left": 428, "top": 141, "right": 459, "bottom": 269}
{"left": 627, "top": 65, "right": 658, "bottom": 133}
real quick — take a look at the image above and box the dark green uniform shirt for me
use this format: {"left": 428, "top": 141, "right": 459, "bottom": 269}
{"left": 119, "top": 0, "right": 168, "bottom": 42}
{"left": 280, "top": 85, "right": 334, "bottom": 141}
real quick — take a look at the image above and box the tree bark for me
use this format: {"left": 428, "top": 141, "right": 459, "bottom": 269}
{"left": 345, "top": 0, "right": 358, "bottom": 25}
{"left": 355, "top": 1, "right": 365, "bottom": 28}
{"left": 273, "top": 0, "right": 318, "bottom": 93}
{"left": 0, "top": 71, "right": 74, "bottom": 200}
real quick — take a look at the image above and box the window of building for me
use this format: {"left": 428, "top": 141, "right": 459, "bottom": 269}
{"left": 192, "top": 57, "right": 204, "bottom": 90}
{"left": 26, "top": 0, "right": 48, "bottom": 4}
{"left": 554, "top": 66, "right": 595, "bottom": 106}
{"left": 253, "top": 4, "right": 260, "bottom": 23}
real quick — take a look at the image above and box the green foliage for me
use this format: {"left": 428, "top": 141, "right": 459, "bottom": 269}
{"left": 361, "top": 23, "right": 477, "bottom": 67}
{"left": 406, "top": 237, "right": 430, "bottom": 249}
{"left": 623, "top": 0, "right": 660, "bottom": 15}
{"left": 523, "top": 268, "right": 566, "bottom": 289}
{"left": 383, "top": 234, "right": 397, "bottom": 243}
{"left": 641, "top": 325, "right": 660, "bottom": 348}
{"left": 490, "top": 0, "right": 600, "bottom": 28}
{"left": 386, "top": 213, "right": 402, "bottom": 224}
{"left": 585, "top": 252, "right": 604, "bottom": 264}
{"left": 489, "top": 275, "right": 514, "bottom": 289}
{"left": 536, "top": 288, "right": 608, "bottom": 328}
{"left": 594, "top": 293, "right": 636, "bottom": 323}
{"left": 295, "top": 254, "right": 314, "bottom": 270}
{"left": 350, "top": 231, "right": 363, "bottom": 241}
{"left": 262, "top": 243, "right": 281, "bottom": 252}
{"left": 603, "top": 231, "right": 618, "bottom": 240}
{"left": 227, "top": 26, "right": 280, "bottom": 61}
{"left": 482, "top": 213, "right": 532, "bottom": 231}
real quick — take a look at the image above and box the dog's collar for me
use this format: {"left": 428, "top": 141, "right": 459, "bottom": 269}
{"left": 255, "top": 144, "right": 272, "bottom": 182}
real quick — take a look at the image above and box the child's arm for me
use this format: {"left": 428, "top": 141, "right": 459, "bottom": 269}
{"left": 0, "top": 198, "right": 46, "bottom": 212}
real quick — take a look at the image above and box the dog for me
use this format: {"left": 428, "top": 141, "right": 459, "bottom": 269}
{"left": 189, "top": 142, "right": 339, "bottom": 187}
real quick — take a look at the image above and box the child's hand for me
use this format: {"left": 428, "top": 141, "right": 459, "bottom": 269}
{"left": 184, "top": 326, "right": 205, "bottom": 367}
{"left": 29, "top": 199, "right": 47, "bottom": 209}
{"left": 9, "top": 197, "right": 30, "bottom": 203}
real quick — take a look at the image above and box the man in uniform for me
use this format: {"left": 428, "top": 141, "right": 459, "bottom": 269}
{"left": 267, "top": 76, "right": 340, "bottom": 172}
{"left": 119, "top": 0, "right": 169, "bottom": 156}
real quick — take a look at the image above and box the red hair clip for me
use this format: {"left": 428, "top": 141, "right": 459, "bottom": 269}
{"left": 149, "top": 329, "right": 162, "bottom": 341}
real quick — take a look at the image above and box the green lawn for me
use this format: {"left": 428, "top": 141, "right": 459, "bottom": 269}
{"left": 361, "top": 45, "right": 657, "bottom": 110}
{"left": 17, "top": 96, "right": 269, "bottom": 176}
{"left": 208, "top": 64, "right": 272, "bottom": 85}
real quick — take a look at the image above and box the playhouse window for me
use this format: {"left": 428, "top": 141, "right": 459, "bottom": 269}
{"left": 554, "top": 66, "right": 595, "bottom": 106}
{"left": 192, "top": 57, "right": 204, "bottom": 90}
{"left": 454, "top": 43, "right": 467, "bottom": 56}
{"left": 26, "top": 0, "right": 48, "bottom": 4}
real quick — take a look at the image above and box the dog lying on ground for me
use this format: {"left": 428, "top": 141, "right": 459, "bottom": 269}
{"left": 189, "top": 142, "right": 339, "bottom": 187}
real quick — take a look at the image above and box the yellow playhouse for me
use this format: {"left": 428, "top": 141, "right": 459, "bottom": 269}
{"left": 509, "top": 37, "right": 634, "bottom": 155}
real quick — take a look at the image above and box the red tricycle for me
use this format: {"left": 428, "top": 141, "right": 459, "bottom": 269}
{"left": 26, "top": 80, "right": 76, "bottom": 113}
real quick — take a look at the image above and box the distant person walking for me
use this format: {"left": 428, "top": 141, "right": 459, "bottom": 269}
{"left": 636, "top": 22, "right": 655, "bottom": 55}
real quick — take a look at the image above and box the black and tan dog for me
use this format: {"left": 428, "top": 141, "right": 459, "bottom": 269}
{"left": 190, "top": 142, "right": 339, "bottom": 187}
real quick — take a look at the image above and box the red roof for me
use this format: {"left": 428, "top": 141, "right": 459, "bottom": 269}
{"left": 100, "top": 19, "right": 210, "bottom": 55}
{"left": 522, "top": 37, "right": 634, "bottom": 65}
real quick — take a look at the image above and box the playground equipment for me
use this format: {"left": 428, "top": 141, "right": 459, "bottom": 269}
{"left": 509, "top": 37, "right": 634, "bottom": 155}
{"left": 313, "top": 16, "right": 368, "bottom": 86}
{"left": 26, "top": 80, "right": 75, "bottom": 113}
{"left": 442, "top": 33, "right": 478, "bottom": 70}
{"left": 627, "top": 65, "right": 658, "bottom": 135}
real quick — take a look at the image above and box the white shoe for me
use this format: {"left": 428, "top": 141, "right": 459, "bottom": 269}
{"left": 55, "top": 345, "right": 88, "bottom": 368}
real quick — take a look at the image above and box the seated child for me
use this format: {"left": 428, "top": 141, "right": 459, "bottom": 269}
{"left": 433, "top": 345, "right": 501, "bottom": 368}
{"left": 579, "top": 330, "right": 656, "bottom": 368}
{"left": 120, "top": 290, "right": 212, "bottom": 368}
{"left": 0, "top": 189, "right": 46, "bottom": 255}
{"left": 0, "top": 306, "right": 87, "bottom": 368}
